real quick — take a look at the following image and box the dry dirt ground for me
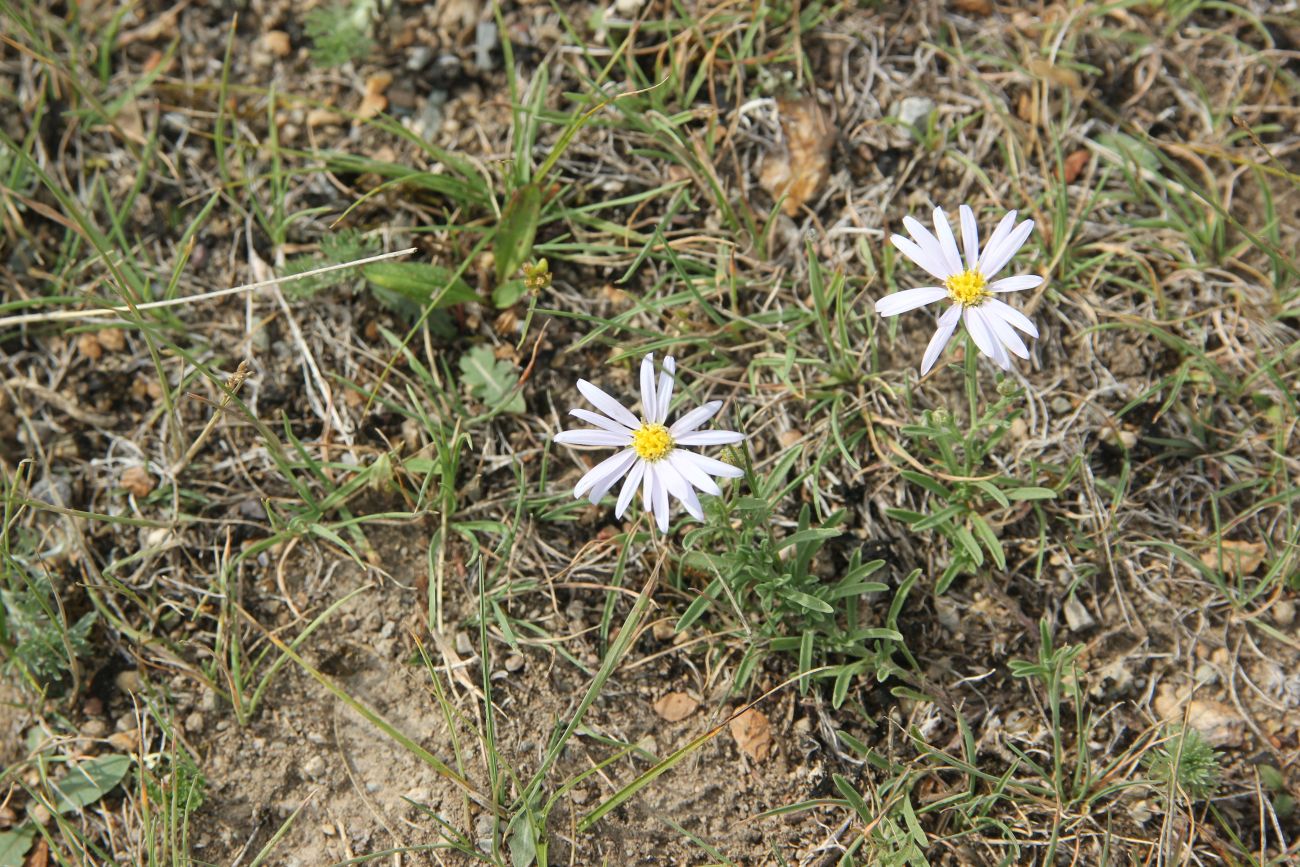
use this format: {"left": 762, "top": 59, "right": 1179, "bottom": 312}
{"left": 2, "top": 1, "right": 1299, "bottom": 865}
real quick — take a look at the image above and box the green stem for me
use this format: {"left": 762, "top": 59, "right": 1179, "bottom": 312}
{"left": 964, "top": 331, "right": 979, "bottom": 474}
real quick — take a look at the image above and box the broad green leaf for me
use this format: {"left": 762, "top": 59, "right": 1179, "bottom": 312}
{"left": 459, "top": 345, "right": 526, "bottom": 415}
{"left": 54, "top": 753, "right": 132, "bottom": 813}
{"left": 492, "top": 278, "right": 528, "bottom": 309}
{"left": 495, "top": 183, "right": 543, "bottom": 283}
{"left": 0, "top": 825, "right": 36, "bottom": 867}
{"left": 362, "top": 262, "right": 477, "bottom": 315}
{"left": 970, "top": 513, "right": 1006, "bottom": 570}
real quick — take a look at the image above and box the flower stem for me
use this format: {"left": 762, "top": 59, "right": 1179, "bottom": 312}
{"left": 964, "top": 331, "right": 979, "bottom": 473}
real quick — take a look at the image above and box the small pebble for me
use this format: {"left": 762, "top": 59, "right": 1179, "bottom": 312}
{"left": 303, "top": 755, "right": 326, "bottom": 778}
{"left": 115, "top": 669, "right": 143, "bottom": 693}
{"left": 108, "top": 729, "right": 139, "bottom": 752}
{"left": 505, "top": 654, "right": 524, "bottom": 672}
{"left": 455, "top": 632, "right": 473, "bottom": 656}
{"left": 82, "top": 718, "right": 108, "bottom": 738}
{"left": 184, "top": 711, "right": 205, "bottom": 734}
{"left": 1273, "top": 600, "right": 1295, "bottom": 627}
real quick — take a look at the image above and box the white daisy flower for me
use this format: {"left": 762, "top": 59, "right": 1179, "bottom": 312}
{"left": 554, "top": 354, "right": 744, "bottom": 533}
{"left": 877, "top": 205, "right": 1043, "bottom": 375}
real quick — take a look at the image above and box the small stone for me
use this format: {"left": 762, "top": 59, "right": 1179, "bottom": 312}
{"left": 653, "top": 691, "right": 698, "bottom": 722}
{"left": 651, "top": 621, "right": 675, "bottom": 641}
{"left": 570, "top": 787, "right": 589, "bottom": 804}
{"left": 320, "top": 822, "right": 336, "bottom": 837}
{"left": 115, "top": 669, "right": 143, "bottom": 693}
{"left": 108, "top": 729, "right": 139, "bottom": 752}
{"left": 303, "top": 755, "right": 326, "bottom": 778}
{"left": 777, "top": 429, "right": 803, "bottom": 449}
{"left": 895, "top": 96, "right": 934, "bottom": 128}
{"left": 1051, "top": 396, "right": 1072, "bottom": 414}
{"left": 82, "top": 718, "right": 108, "bottom": 737}
{"left": 0, "top": 805, "right": 16, "bottom": 827}
{"left": 97, "top": 329, "right": 126, "bottom": 352}
{"left": 29, "top": 804, "right": 52, "bottom": 825}
{"left": 1272, "top": 600, "right": 1295, "bottom": 627}
{"left": 121, "top": 465, "right": 155, "bottom": 498}
{"left": 77, "top": 333, "right": 103, "bottom": 360}
{"left": 505, "top": 654, "right": 524, "bottom": 672}
{"left": 199, "top": 688, "right": 218, "bottom": 712}
{"left": 306, "top": 108, "right": 343, "bottom": 128}
{"left": 1062, "top": 594, "right": 1095, "bottom": 632}
{"left": 263, "top": 31, "right": 291, "bottom": 57}
{"left": 184, "top": 712, "right": 205, "bottom": 734}
{"left": 455, "top": 631, "right": 473, "bottom": 656}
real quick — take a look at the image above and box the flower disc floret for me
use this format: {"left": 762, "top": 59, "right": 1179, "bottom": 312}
{"left": 945, "top": 269, "right": 987, "bottom": 306}
{"left": 632, "top": 423, "right": 673, "bottom": 461}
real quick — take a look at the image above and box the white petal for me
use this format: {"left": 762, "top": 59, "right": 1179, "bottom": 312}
{"left": 959, "top": 204, "right": 979, "bottom": 270}
{"left": 639, "top": 354, "right": 658, "bottom": 424}
{"left": 890, "top": 233, "right": 952, "bottom": 281}
{"left": 901, "top": 216, "right": 955, "bottom": 278}
{"left": 576, "top": 380, "right": 640, "bottom": 430}
{"left": 555, "top": 429, "right": 633, "bottom": 447}
{"left": 646, "top": 466, "right": 670, "bottom": 533}
{"left": 670, "top": 401, "right": 722, "bottom": 436}
{"left": 574, "top": 449, "right": 637, "bottom": 501}
{"left": 674, "top": 430, "right": 744, "bottom": 446}
{"left": 641, "top": 462, "right": 655, "bottom": 514}
{"left": 989, "top": 274, "right": 1042, "bottom": 293}
{"left": 667, "top": 450, "right": 721, "bottom": 496}
{"left": 614, "top": 460, "right": 646, "bottom": 519}
{"left": 677, "top": 450, "right": 744, "bottom": 479}
{"left": 984, "top": 297, "right": 1039, "bottom": 337}
{"left": 932, "top": 208, "right": 964, "bottom": 275}
{"left": 965, "top": 307, "right": 1008, "bottom": 369}
{"left": 979, "top": 218, "right": 1034, "bottom": 279}
{"left": 875, "top": 286, "right": 948, "bottom": 317}
{"left": 569, "top": 408, "right": 635, "bottom": 435}
{"left": 656, "top": 460, "right": 704, "bottom": 521}
{"left": 983, "top": 307, "right": 1030, "bottom": 360}
{"left": 920, "top": 305, "right": 961, "bottom": 376}
{"left": 977, "top": 211, "right": 1018, "bottom": 271}
{"left": 654, "top": 356, "right": 676, "bottom": 425}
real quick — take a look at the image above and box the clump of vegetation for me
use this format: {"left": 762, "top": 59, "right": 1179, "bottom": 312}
{"left": 1146, "top": 726, "right": 1221, "bottom": 801}
{"left": 304, "top": 0, "right": 375, "bottom": 67}
{"left": 0, "top": 555, "right": 96, "bottom": 693}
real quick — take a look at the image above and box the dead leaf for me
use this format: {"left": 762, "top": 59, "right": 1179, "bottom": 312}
{"left": 729, "top": 707, "right": 773, "bottom": 762}
{"left": 121, "top": 466, "right": 154, "bottom": 498}
{"left": 1200, "top": 540, "right": 1267, "bottom": 577}
{"left": 759, "top": 99, "right": 833, "bottom": 217}
{"left": 1027, "top": 58, "right": 1083, "bottom": 92}
{"left": 357, "top": 91, "right": 388, "bottom": 122}
{"left": 1062, "top": 148, "right": 1090, "bottom": 183}
{"left": 365, "top": 72, "right": 393, "bottom": 97}
{"left": 27, "top": 837, "right": 50, "bottom": 867}
{"left": 653, "top": 692, "right": 698, "bottom": 722}
{"left": 950, "top": 0, "right": 993, "bottom": 15}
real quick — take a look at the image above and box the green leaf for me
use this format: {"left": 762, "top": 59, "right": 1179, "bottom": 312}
{"left": 969, "top": 513, "right": 1006, "bottom": 570}
{"left": 459, "top": 345, "right": 526, "bottom": 415}
{"left": 785, "top": 590, "right": 834, "bottom": 613}
{"left": 53, "top": 753, "right": 132, "bottom": 813}
{"left": 507, "top": 810, "right": 537, "bottom": 867}
{"left": 0, "top": 825, "right": 36, "bottom": 867}
{"left": 492, "top": 278, "right": 528, "bottom": 309}
{"left": 495, "top": 184, "right": 543, "bottom": 283}
{"left": 362, "top": 262, "right": 477, "bottom": 316}
{"left": 1005, "top": 486, "right": 1057, "bottom": 501}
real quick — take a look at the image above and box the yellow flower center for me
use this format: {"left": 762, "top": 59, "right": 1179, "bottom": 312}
{"left": 945, "top": 269, "right": 988, "bottom": 306}
{"left": 632, "top": 423, "right": 673, "bottom": 462}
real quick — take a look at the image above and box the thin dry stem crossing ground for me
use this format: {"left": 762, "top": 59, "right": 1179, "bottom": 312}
{"left": 1, "top": 1, "right": 1298, "bottom": 865}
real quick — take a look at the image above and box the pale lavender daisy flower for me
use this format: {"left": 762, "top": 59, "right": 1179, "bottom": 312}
{"left": 877, "top": 205, "right": 1042, "bottom": 375}
{"left": 554, "top": 354, "right": 744, "bottom": 533}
